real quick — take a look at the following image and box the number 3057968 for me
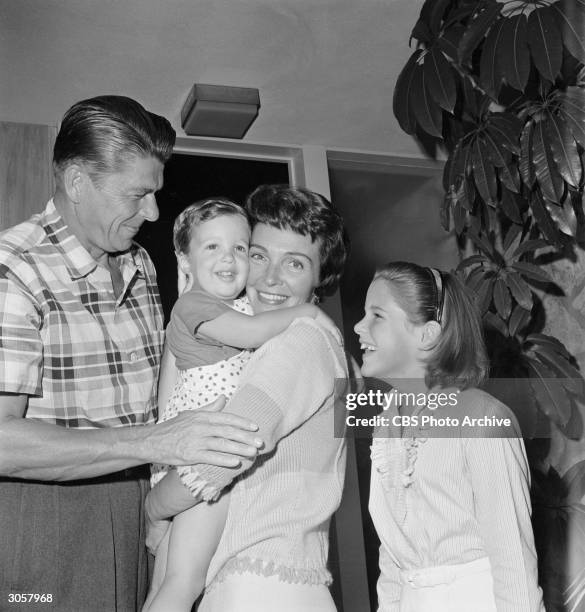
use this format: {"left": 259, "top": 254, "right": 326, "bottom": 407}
{"left": 8, "top": 593, "right": 53, "bottom": 603}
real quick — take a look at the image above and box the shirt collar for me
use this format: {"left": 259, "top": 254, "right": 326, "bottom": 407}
{"left": 41, "top": 199, "right": 144, "bottom": 281}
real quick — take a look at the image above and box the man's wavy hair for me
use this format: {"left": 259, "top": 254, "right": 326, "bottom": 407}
{"left": 374, "top": 261, "right": 489, "bottom": 390}
{"left": 245, "top": 185, "right": 349, "bottom": 300}
{"left": 53, "top": 95, "right": 176, "bottom": 184}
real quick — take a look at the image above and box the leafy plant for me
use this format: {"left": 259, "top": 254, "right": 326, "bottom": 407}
{"left": 393, "top": 0, "right": 585, "bottom": 432}
{"left": 394, "top": 0, "right": 585, "bottom": 607}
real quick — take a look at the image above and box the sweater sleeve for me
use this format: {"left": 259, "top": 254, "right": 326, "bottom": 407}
{"left": 464, "top": 431, "right": 544, "bottom": 611}
{"left": 183, "top": 318, "right": 345, "bottom": 497}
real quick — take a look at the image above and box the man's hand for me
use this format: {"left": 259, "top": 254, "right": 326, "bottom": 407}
{"left": 146, "top": 397, "right": 263, "bottom": 467}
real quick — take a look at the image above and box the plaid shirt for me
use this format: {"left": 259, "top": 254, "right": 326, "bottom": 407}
{"left": 0, "top": 200, "right": 164, "bottom": 428}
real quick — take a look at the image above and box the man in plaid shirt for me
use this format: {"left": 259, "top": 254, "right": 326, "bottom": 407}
{"left": 0, "top": 96, "right": 261, "bottom": 611}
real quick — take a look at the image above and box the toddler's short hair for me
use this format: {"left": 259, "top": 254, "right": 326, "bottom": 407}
{"left": 173, "top": 198, "right": 249, "bottom": 254}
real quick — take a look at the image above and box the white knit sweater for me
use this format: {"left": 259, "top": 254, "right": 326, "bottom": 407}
{"left": 193, "top": 317, "right": 348, "bottom": 589}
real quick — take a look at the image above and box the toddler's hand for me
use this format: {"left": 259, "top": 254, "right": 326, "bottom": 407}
{"left": 145, "top": 496, "right": 171, "bottom": 554}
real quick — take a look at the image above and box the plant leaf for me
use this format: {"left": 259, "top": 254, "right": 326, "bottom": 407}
{"left": 512, "top": 238, "right": 548, "bottom": 260}
{"left": 484, "top": 311, "right": 509, "bottom": 336}
{"left": 481, "top": 127, "right": 522, "bottom": 192}
{"left": 526, "top": 333, "right": 572, "bottom": 360}
{"left": 453, "top": 201, "right": 467, "bottom": 234}
{"left": 458, "top": 0, "right": 502, "bottom": 65}
{"left": 519, "top": 120, "right": 536, "bottom": 188}
{"left": 480, "top": 16, "right": 507, "bottom": 98}
{"left": 532, "top": 118, "right": 565, "bottom": 204}
{"left": 472, "top": 139, "right": 498, "bottom": 205}
{"left": 531, "top": 345, "right": 584, "bottom": 394}
{"left": 441, "top": 194, "right": 451, "bottom": 231}
{"left": 497, "top": 162, "right": 521, "bottom": 195}
{"left": 530, "top": 190, "right": 564, "bottom": 247}
{"left": 499, "top": 14, "right": 530, "bottom": 92}
{"left": 424, "top": 47, "right": 457, "bottom": 113}
{"left": 468, "top": 227, "right": 496, "bottom": 258}
{"left": 449, "top": 139, "right": 471, "bottom": 188}
{"left": 508, "top": 303, "right": 531, "bottom": 336}
{"left": 494, "top": 277, "right": 512, "bottom": 319}
{"left": 438, "top": 24, "right": 467, "bottom": 62}
{"left": 528, "top": 359, "right": 572, "bottom": 427}
{"left": 463, "top": 175, "right": 476, "bottom": 211}
{"left": 511, "top": 261, "right": 553, "bottom": 283}
{"left": 476, "top": 275, "right": 495, "bottom": 314}
{"left": 461, "top": 75, "right": 482, "bottom": 121}
{"left": 482, "top": 129, "right": 512, "bottom": 168}
{"left": 544, "top": 196, "right": 578, "bottom": 237}
{"left": 417, "top": 0, "right": 451, "bottom": 38}
{"left": 465, "top": 265, "right": 488, "bottom": 293}
{"left": 505, "top": 271, "right": 534, "bottom": 310}
{"left": 503, "top": 222, "right": 522, "bottom": 254}
{"left": 558, "top": 87, "right": 585, "bottom": 150}
{"left": 411, "top": 59, "right": 443, "bottom": 138}
{"left": 551, "top": 0, "right": 585, "bottom": 64}
{"left": 428, "top": 0, "right": 452, "bottom": 36}
{"left": 527, "top": 6, "right": 563, "bottom": 83}
{"left": 393, "top": 49, "right": 423, "bottom": 135}
{"left": 487, "top": 114, "right": 522, "bottom": 155}
{"left": 457, "top": 254, "right": 489, "bottom": 271}
{"left": 547, "top": 113, "right": 582, "bottom": 188}
{"left": 501, "top": 188, "right": 523, "bottom": 224}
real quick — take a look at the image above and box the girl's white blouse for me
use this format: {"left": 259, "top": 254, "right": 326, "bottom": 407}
{"left": 369, "top": 388, "right": 544, "bottom": 612}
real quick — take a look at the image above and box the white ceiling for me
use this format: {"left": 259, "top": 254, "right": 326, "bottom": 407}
{"left": 0, "top": 0, "right": 426, "bottom": 156}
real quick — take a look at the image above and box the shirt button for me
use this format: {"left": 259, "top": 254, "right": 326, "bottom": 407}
{"left": 130, "top": 352, "right": 138, "bottom": 362}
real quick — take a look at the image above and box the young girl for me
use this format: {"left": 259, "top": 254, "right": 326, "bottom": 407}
{"left": 144, "top": 198, "right": 329, "bottom": 612}
{"left": 354, "top": 262, "right": 544, "bottom": 612}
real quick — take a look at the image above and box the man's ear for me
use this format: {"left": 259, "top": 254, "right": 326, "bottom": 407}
{"left": 62, "top": 164, "right": 86, "bottom": 204}
{"left": 420, "top": 320, "right": 441, "bottom": 349}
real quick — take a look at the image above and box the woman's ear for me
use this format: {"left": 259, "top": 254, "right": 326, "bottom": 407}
{"left": 421, "top": 320, "right": 441, "bottom": 348}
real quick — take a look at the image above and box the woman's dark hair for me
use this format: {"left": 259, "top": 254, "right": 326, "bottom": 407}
{"left": 374, "top": 261, "right": 489, "bottom": 389}
{"left": 245, "top": 184, "right": 349, "bottom": 299}
{"left": 53, "top": 95, "right": 176, "bottom": 183}
{"left": 173, "top": 198, "right": 249, "bottom": 254}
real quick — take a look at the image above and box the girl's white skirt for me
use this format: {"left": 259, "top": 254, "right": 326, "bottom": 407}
{"left": 398, "top": 557, "right": 496, "bottom": 612}
{"left": 198, "top": 572, "right": 336, "bottom": 612}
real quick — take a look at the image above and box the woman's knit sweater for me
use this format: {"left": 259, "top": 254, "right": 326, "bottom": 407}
{"left": 193, "top": 317, "right": 348, "bottom": 588}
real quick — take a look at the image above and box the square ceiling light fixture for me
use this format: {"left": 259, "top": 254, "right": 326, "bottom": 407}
{"left": 180, "top": 83, "right": 260, "bottom": 139}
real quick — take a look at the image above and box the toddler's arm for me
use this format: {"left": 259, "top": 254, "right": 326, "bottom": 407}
{"left": 199, "top": 302, "right": 322, "bottom": 348}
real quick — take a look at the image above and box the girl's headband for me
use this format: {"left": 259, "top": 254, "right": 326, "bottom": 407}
{"left": 427, "top": 267, "right": 444, "bottom": 324}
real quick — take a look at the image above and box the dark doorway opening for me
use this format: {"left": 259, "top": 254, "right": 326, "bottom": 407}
{"left": 136, "top": 152, "right": 289, "bottom": 322}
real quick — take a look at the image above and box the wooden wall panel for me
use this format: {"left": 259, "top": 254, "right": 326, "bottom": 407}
{"left": 0, "top": 122, "right": 56, "bottom": 231}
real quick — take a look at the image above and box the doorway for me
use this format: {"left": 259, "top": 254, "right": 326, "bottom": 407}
{"left": 136, "top": 152, "right": 289, "bottom": 322}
